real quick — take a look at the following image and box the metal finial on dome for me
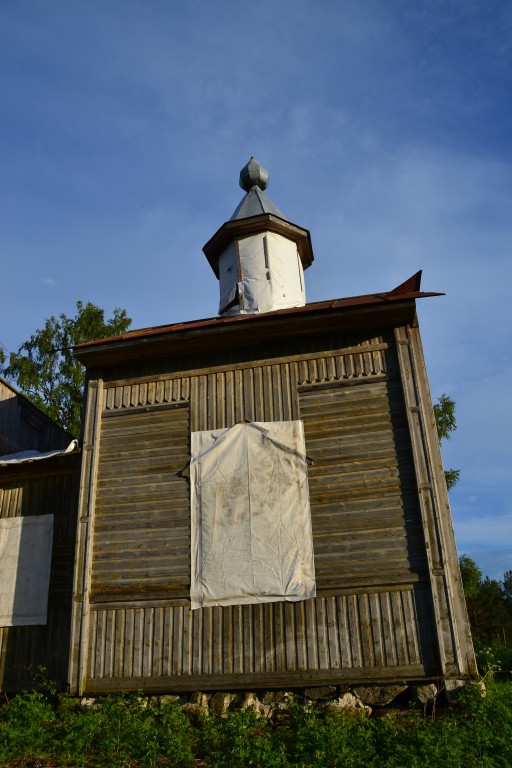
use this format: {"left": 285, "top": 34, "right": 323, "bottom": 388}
{"left": 239, "top": 157, "right": 269, "bottom": 191}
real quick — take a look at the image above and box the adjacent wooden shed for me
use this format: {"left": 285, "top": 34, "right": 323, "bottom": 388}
{"left": 0, "top": 385, "right": 80, "bottom": 691}
{"left": 0, "top": 377, "right": 71, "bottom": 456}
{"left": 69, "top": 271, "right": 476, "bottom": 695}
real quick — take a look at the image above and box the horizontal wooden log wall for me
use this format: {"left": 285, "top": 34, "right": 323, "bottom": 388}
{"left": 71, "top": 332, "right": 443, "bottom": 694}
{"left": 0, "top": 463, "right": 79, "bottom": 691}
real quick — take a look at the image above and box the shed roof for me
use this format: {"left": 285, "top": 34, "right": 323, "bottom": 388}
{"left": 73, "top": 271, "right": 442, "bottom": 368}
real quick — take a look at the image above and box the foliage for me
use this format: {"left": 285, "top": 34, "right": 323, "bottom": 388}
{"left": 433, "top": 393, "right": 457, "bottom": 441}
{"left": 1, "top": 679, "right": 512, "bottom": 767}
{"left": 459, "top": 558, "right": 512, "bottom": 656}
{"left": 0, "top": 301, "right": 131, "bottom": 437}
{"left": 433, "top": 393, "right": 460, "bottom": 490}
{"left": 459, "top": 554, "right": 483, "bottom": 599}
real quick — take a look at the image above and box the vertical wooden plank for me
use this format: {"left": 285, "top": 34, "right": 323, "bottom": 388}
{"left": 95, "top": 610, "right": 106, "bottom": 678}
{"left": 223, "top": 606, "right": 233, "bottom": 674}
{"left": 192, "top": 608, "right": 203, "bottom": 676}
{"left": 132, "top": 608, "right": 144, "bottom": 678}
{"left": 105, "top": 388, "right": 115, "bottom": 410}
{"left": 122, "top": 607, "right": 134, "bottom": 678}
{"left": 274, "top": 602, "right": 285, "bottom": 671}
{"left": 402, "top": 591, "right": 421, "bottom": 665}
{"left": 104, "top": 609, "right": 116, "bottom": 678}
{"left": 138, "top": 382, "right": 148, "bottom": 406}
{"left": 202, "top": 608, "right": 213, "bottom": 675}
{"left": 315, "top": 598, "right": 329, "bottom": 670}
{"left": 147, "top": 381, "right": 156, "bottom": 406}
{"left": 243, "top": 368, "right": 254, "bottom": 422}
{"left": 298, "top": 359, "right": 308, "bottom": 385}
{"left": 225, "top": 369, "right": 235, "bottom": 428}
{"left": 87, "top": 611, "right": 98, "bottom": 679}
{"left": 325, "top": 356, "right": 336, "bottom": 382}
{"left": 142, "top": 608, "right": 154, "bottom": 678}
{"left": 189, "top": 377, "right": 200, "bottom": 433}
{"left": 234, "top": 369, "right": 244, "bottom": 422}
{"left": 326, "top": 596, "right": 341, "bottom": 669}
{"left": 152, "top": 607, "right": 163, "bottom": 677}
{"left": 280, "top": 363, "right": 292, "bottom": 420}
{"left": 380, "top": 592, "right": 397, "bottom": 667}
{"left": 408, "top": 325, "right": 476, "bottom": 676}
{"left": 69, "top": 378, "right": 103, "bottom": 695}
{"left": 163, "top": 607, "right": 173, "bottom": 677}
{"left": 271, "top": 364, "right": 282, "bottom": 420}
{"left": 262, "top": 366, "right": 273, "bottom": 421}
{"left": 289, "top": 362, "right": 300, "bottom": 420}
{"left": 335, "top": 353, "right": 346, "bottom": 381}
{"left": 243, "top": 605, "right": 254, "bottom": 674}
{"left": 263, "top": 603, "right": 275, "bottom": 672}
{"left": 305, "top": 599, "right": 318, "bottom": 670}
{"left": 394, "top": 325, "right": 470, "bottom": 676}
{"left": 308, "top": 358, "right": 319, "bottom": 384}
{"left": 294, "top": 600, "right": 307, "bottom": 670}
{"left": 207, "top": 373, "right": 216, "bottom": 431}
{"left": 215, "top": 371, "right": 225, "bottom": 429}
{"left": 113, "top": 608, "right": 125, "bottom": 679}
{"left": 232, "top": 605, "right": 244, "bottom": 673}
{"left": 212, "top": 606, "right": 223, "bottom": 675}
{"left": 391, "top": 591, "right": 408, "bottom": 667}
{"left": 337, "top": 596, "right": 350, "bottom": 669}
{"left": 284, "top": 602, "right": 297, "bottom": 670}
{"left": 114, "top": 386, "right": 123, "bottom": 409}
{"left": 369, "top": 593, "right": 384, "bottom": 668}
{"left": 358, "top": 594, "right": 374, "bottom": 667}
{"left": 171, "top": 607, "right": 184, "bottom": 676}
{"left": 347, "top": 594, "right": 362, "bottom": 668}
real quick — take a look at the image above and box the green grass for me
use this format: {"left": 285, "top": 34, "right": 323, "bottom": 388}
{"left": 1, "top": 680, "right": 511, "bottom": 767}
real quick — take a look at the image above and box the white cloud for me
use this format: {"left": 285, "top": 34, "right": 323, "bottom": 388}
{"left": 41, "top": 277, "right": 57, "bottom": 289}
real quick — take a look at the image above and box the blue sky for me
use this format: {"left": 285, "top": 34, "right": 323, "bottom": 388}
{"left": 1, "top": 1, "right": 511, "bottom": 580}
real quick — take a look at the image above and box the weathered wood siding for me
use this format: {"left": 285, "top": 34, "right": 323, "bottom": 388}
{"left": 0, "top": 458, "right": 79, "bottom": 691}
{"left": 300, "top": 378, "right": 428, "bottom": 589}
{"left": 0, "top": 379, "right": 71, "bottom": 455}
{"left": 92, "top": 402, "right": 190, "bottom": 603}
{"left": 70, "top": 328, "right": 473, "bottom": 694}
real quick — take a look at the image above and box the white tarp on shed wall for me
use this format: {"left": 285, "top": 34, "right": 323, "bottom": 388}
{"left": 0, "top": 514, "right": 53, "bottom": 626}
{"left": 190, "top": 421, "right": 315, "bottom": 609}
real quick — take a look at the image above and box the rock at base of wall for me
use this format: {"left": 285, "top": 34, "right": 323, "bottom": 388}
{"left": 352, "top": 684, "right": 408, "bottom": 707}
{"left": 409, "top": 683, "right": 438, "bottom": 705}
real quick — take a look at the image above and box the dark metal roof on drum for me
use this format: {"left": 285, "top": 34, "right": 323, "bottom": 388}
{"left": 230, "top": 157, "right": 286, "bottom": 221}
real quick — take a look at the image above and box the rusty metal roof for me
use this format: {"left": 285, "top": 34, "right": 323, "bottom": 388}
{"left": 73, "top": 271, "right": 442, "bottom": 367}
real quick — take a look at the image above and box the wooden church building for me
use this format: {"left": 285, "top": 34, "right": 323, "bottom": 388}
{"left": 1, "top": 158, "right": 476, "bottom": 694}
{"left": 67, "top": 158, "right": 476, "bottom": 695}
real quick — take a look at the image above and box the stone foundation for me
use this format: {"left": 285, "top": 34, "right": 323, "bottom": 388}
{"left": 79, "top": 679, "right": 480, "bottom": 719}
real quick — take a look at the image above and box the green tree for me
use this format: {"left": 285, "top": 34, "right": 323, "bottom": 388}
{"left": 502, "top": 570, "right": 512, "bottom": 609}
{"left": 459, "top": 554, "right": 482, "bottom": 599}
{"left": 433, "top": 393, "right": 460, "bottom": 490}
{"left": 0, "top": 301, "right": 131, "bottom": 437}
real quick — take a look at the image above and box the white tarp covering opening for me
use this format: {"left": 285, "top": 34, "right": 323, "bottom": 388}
{"left": 218, "top": 232, "right": 305, "bottom": 316}
{"left": 0, "top": 514, "right": 53, "bottom": 626}
{"left": 190, "top": 421, "right": 315, "bottom": 609}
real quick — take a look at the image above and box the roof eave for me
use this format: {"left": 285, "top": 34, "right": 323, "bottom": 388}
{"left": 203, "top": 213, "right": 314, "bottom": 277}
{"left": 73, "top": 292, "right": 441, "bottom": 369}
